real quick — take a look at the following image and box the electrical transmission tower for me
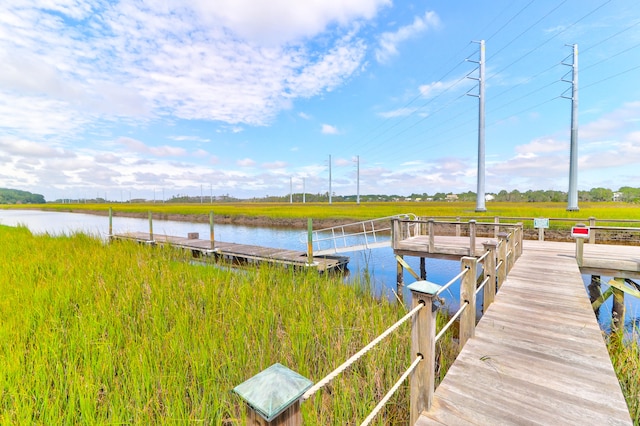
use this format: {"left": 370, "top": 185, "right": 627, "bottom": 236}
{"left": 467, "top": 40, "right": 486, "bottom": 212}
{"left": 562, "top": 44, "right": 579, "bottom": 211}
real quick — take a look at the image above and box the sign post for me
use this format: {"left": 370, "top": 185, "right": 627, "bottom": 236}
{"left": 533, "top": 218, "right": 549, "bottom": 241}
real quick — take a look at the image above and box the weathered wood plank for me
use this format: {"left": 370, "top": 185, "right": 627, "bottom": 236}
{"left": 418, "top": 240, "right": 632, "bottom": 425}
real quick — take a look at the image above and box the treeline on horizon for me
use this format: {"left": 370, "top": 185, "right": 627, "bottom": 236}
{"left": 0, "top": 188, "right": 45, "bottom": 204}
{"left": 5, "top": 186, "right": 640, "bottom": 205}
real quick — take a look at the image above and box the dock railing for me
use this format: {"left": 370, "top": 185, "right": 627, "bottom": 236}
{"left": 392, "top": 217, "right": 523, "bottom": 259}
{"left": 233, "top": 235, "right": 514, "bottom": 425}
{"left": 309, "top": 213, "right": 417, "bottom": 255}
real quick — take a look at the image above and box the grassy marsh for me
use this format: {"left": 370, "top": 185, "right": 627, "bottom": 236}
{"left": 12, "top": 201, "right": 640, "bottom": 224}
{"left": 0, "top": 225, "right": 455, "bottom": 424}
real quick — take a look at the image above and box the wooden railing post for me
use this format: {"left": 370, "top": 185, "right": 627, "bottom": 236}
{"left": 494, "top": 216, "right": 500, "bottom": 238}
{"left": 589, "top": 217, "right": 596, "bottom": 244}
{"left": 148, "top": 211, "right": 154, "bottom": 242}
{"left": 506, "top": 230, "right": 515, "bottom": 273}
{"left": 233, "top": 363, "right": 311, "bottom": 426}
{"left": 455, "top": 216, "right": 461, "bottom": 237}
{"left": 307, "top": 218, "right": 313, "bottom": 265}
{"left": 482, "top": 241, "right": 498, "bottom": 312}
{"left": 209, "top": 211, "right": 215, "bottom": 250}
{"left": 469, "top": 220, "right": 476, "bottom": 257}
{"left": 459, "top": 257, "right": 477, "bottom": 350}
{"left": 497, "top": 232, "right": 508, "bottom": 290}
{"left": 428, "top": 219, "right": 435, "bottom": 253}
{"left": 515, "top": 222, "right": 523, "bottom": 259}
{"left": 108, "top": 206, "right": 113, "bottom": 237}
{"left": 407, "top": 280, "right": 441, "bottom": 425}
{"left": 391, "top": 218, "right": 399, "bottom": 249}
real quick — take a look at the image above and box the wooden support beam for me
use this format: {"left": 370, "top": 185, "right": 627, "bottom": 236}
{"left": 395, "top": 255, "right": 421, "bottom": 281}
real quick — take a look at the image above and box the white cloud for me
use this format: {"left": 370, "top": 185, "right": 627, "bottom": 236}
{"left": 378, "top": 107, "right": 417, "bottom": 118}
{"left": 237, "top": 158, "right": 257, "bottom": 167}
{"left": 263, "top": 161, "right": 288, "bottom": 169}
{"left": 0, "top": 0, "right": 382, "bottom": 140}
{"left": 188, "top": 0, "right": 391, "bottom": 45}
{"left": 322, "top": 124, "right": 340, "bottom": 135}
{"left": 298, "top": 112, "right": 312, "bottom": 120}
{"left": 375, "top": 11, "right": 440, "bottom": 63}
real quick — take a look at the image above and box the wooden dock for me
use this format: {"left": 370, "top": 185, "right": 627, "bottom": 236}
{"left": 416, "top": 240, "right": 633, "bottom": 425}
{"left": 111, "top": 232, "right": 349, "bottom": 272}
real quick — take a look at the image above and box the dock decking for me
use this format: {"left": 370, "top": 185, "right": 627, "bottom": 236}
{"left": 111, "top": 232, "right": 349, "bottom": 272}
{"left": 416, "top": 240, "right": 633, "bottom": 425}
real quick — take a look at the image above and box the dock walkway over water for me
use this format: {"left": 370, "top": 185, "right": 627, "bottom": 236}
{"left": 233, "top": 217, "right": 638, "bottom": 425}
{"left": 111, "top": 231, "right": 349, "bottom": 272}
{"left": 416, "top": 240, "right": 632, "bottom": 425}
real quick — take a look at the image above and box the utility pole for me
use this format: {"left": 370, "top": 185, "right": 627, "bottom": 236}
{"left": 467, "top": 40, "right": 486, "bottom": 212}
{"left": 356, "top": 155, "right": 360, "bottom": 205}
{"left": 303, "top": 178, "right": 306, "bottom": 203}
{"left": 562, "top": 44, "right": 579, "bottom": 211}
{"left": 290, "top": 177, "right": 293, "bottom": 204}
{"left": 328, "top": 154, "right": 332, "bottom": 204}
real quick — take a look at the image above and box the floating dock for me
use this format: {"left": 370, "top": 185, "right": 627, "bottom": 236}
{"left": 111, "top": 232, "right": 349, "bottom": 272}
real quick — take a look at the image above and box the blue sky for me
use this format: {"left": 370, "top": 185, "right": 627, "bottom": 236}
{"left": 1, "top": 0, "right": 639, "bottom": 201}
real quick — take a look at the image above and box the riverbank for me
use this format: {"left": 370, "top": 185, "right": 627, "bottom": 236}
{"left": 40, "top": 206, "right": 640, "bottom": 244}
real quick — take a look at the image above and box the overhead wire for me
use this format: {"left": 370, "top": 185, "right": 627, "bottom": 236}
{"left": 349, "top": 0, "right": 634, "bottom": 181}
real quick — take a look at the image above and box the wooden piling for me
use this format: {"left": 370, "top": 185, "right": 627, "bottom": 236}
{"left": 148, "top": 211, "right": 153, "bottom": 241}
{"left": 108, "top": 206, "right": 113, "bottom": 236}
{"left": 396, "top": 254, "right": 404, "bottom": 296}
{"left": 307, "top": 218, "right": 313, "bottom": 265}
{"left": 611, "top": 278, "right": 625, "bottom": 332}
{"left": 209, "top": 211, "right": 215, "bottom": 250}
{"left": 420, "top": 257, "right": 426, "bottom": 280}
{"left": 588, "top": 275, "right": 601, "bottom": 319}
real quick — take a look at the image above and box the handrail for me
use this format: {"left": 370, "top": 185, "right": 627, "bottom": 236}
{"left": 309, "top": 213, "right": 417, "bottom": 254}
{"left": 235, "top": 221, "right": 519, "bottom": 424}
{"left": 435, "top": 268, "right": 469, "bottom": 297}
{"left": 301, "top": 301, "right": 424, "bottom": 401}
{"left": 436, "top": 301, "right": 469, "bottom": 342}
{"left": 360, "top": 355, "right": 423, "bottom": 426}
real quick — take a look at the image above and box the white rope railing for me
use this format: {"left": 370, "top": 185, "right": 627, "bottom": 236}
{"left": 475, "top": 276, "right": 490, "bottom": 296}
{"left": 476, "top": 249, "right": 490, "bottom": 263}
{"left": 435, "top": 301, "right": 469, "bottom": 342}
{"left": 359, "top": 355, "right": 423, "bottom": 426}
{"left": 302, "top": 302, "right": 424, "bottom": 401}
{"left": 435, "top": 267, "right": 469, "bottom": 297}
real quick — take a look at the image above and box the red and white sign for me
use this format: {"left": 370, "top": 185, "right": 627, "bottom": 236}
{"left": 571, "top": 226, "right": 590, "bottom": 238}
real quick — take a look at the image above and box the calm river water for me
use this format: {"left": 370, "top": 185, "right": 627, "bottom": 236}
{"left": 0, "top": 209, "right": 637, "bottom": 333}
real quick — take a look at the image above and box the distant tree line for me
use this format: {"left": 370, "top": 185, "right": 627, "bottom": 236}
{"left": 11, "top": 186, "right": 640, "bottom": 205}
{"left": 0, "top": 188, "right": 45, "bottom": 204}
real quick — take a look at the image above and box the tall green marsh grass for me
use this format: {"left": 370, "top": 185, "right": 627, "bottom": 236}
{"left": 608, "top": 329, "right": 640, "bottom": 424}
{"left": 0, "top": 225, "right": 455, "bottom": 424}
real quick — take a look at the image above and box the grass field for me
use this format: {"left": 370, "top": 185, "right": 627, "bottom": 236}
{"left": 11, "top": 201, "right": 640, "bottom": 224}
{"left": 0, "top": 225, "right": 458, "bottom": 424}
